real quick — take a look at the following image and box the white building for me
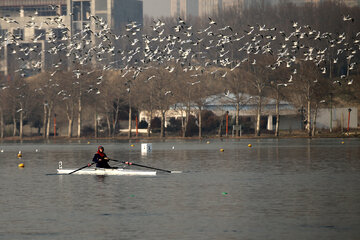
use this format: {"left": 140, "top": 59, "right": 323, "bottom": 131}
{"left": 139, "top": 93, "right": 359, "bottom": 132}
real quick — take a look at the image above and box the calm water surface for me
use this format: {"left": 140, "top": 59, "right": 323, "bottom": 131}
{"left": 0, "top": 138, "right": 359, "bottom": 240}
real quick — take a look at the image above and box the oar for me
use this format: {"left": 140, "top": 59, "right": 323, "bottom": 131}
{"left": 68, "top": 162, "right": 95, "bottom": 175}
{"left": 110, "top": 159, "right": 181, "bottom": 173}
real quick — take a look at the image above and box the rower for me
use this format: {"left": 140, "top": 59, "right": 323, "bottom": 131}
{"left": 92, "top": 146, "right": 113, "bottom": 169}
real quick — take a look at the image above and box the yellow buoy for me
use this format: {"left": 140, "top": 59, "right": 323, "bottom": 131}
{"left": 17, "top": 151, "right": 22, "bottom": 158}
{"left": 220, "top": 148, "right": 224, "bottom": 152}
{"left": 341, "top": 141, "right": 345, "bottom": 144}
{"left": 248, "top": 144, "right": 252, "bottom": 148}
{"left": 18, "top": 163, "right": 24, "bottom": 168}
{"left": 87, "top": 141, "right": 91, "bottom": 144}
{"left": 130, "top": 144, "right": 134, "bottom": 147}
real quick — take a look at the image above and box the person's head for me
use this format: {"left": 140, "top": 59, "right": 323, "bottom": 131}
{"left": 98, "top": 146, "right": 104, "bottom": 152}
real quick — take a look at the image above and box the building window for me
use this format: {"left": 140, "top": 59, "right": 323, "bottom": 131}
{"left": 0, "top": 29, "right": 8, "bottom": 39}
{"left": 61, "top": 5, "right": 67, "bottom": 16}
{"left": 72, "top": 1, "right": 91, "bottom": 21}
{"left": 13, "top": 28, "right": 24, "bottom": 40}
{"left": 72, "top": 2, "right": 81, "bottom": 21}
{"left": 34, "top": 29, "right": 46, "bottom": 40}
{"left": 0, "top": 7, "right": 21, "bottom": 17}
{"left": 52, "top": 28, "right": 67, "bottom": 40}
{"left": 82, "top": 22, "right": 91, "bottom": 39}
{"left": 82, "top": 1, "right": 91, "bottom": 21}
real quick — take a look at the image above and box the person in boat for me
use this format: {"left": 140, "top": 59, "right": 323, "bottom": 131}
{"left": 93, "top": 146, "right": 113, "bottom": 169}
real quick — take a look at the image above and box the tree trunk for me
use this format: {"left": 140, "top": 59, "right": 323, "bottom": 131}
{"left": 106, "top": 114, "right": 111, "bottom": 137}
{"left": 46, "top": 104, "right": 52, "bottom": 138}
{"left": 307, "top": 99, "right": 311, "bottom": 137}
{"left": 306, "top": 81, "right": 311, "bottom": 137}
{"left": 198, "top": 106, "right": 202, "bottom": 138}
{"left": 235, "top": 102, "right": 240, "bottom": 136}
{"left": 183, "top": 102, "right": 190, "bottom": 137}
{"left": 160, "top": 110, "right": 165, "bottom": 138}
{"left": 218, "top": 114, "right": 223, "bottom": 137}
{"left": 275, "top": 88, "right": 280, "bottom": 137}
{"left": 77, "top": 94, "right": 82, "bottom": 137}
{"left": 104, "top": 102, "right": 111, "bottom": 137}
{"left": 256, "top": 95, "right": 262, "bottom": 136}
{"left": 19, "top": 108, "right": 23, "bottom": 139}
{"left": 66, "top": 103, "right": 74, "bottom": 137}
{"left": 147, "top": 110, "right": 152, "bottom": 137}
{"left": 12, "top": 113, "right": 17, "bottom": 136}
{"left": 68, "top": 118, "right": 73, "bottom": 137}
{"left": 43, "top": 103, "right": 48, "bottom": 138}
{"left": 312, "top": 105, "right": 318, "bottom": 136}
{"left": 113, "top": 98, "right": 121, "bottom": 138}
{"left": 0, "top": 106, "right": 3, "bottom": 138}
{"left": 94, "top": 111, "right": 97, "bottom": 138}
{"left": 128, "top": 103, "right": 132, "bottom": 138}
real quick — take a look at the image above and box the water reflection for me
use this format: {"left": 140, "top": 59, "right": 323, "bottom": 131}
{"left": 95, "top": 175, "right": 106, "bottom": 183}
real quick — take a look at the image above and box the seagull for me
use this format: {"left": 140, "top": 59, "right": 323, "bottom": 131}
{"left": 209, "top": 18, "right": 217, "bottom": 25}
{"left": 230, "top": 62, "right": 241, "bottom": 71}
{"left": 189, "top": 80, "right": 200, "bottom": 85}
{"left": 343, "top": 15, "right": 354, "bottom": 22}
{"left": 146, "top": 75, "right": 155, "bottom": 82}
{"left": 288, "top": 75, "right": 293, "bottom": 82}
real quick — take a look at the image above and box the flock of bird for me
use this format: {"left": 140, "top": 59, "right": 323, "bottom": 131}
{"left": 0, "top": 9, "right": 359, "bottom": 102}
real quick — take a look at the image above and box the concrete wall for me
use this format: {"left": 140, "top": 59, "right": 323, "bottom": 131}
{"left": 278, "top": 115, "right": 303, "bottom": 130}
{"left": 316, "top": 107, "right": 358, "bottom": 129}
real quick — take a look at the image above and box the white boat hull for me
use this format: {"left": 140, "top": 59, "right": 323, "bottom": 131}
{"left": 57, "top": 168, "right": 157, "bottom": 176}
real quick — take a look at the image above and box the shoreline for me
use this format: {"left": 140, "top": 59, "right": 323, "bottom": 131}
{"left": 1, "top": 132, "right": 359, "bottom": 142}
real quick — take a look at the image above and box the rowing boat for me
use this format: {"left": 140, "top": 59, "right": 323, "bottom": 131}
{"left": 56, "top": 161, "right": 156, "bottom": 176}
{"left": 57, "top": 168, "right": 157, "bottom": 176}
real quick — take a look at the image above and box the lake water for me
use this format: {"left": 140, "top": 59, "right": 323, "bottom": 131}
{"left": 0, "top": 138, "right": 359, "bottom": 240}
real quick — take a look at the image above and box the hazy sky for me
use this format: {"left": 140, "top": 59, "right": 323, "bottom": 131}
{"left": 143, "top": 0, "right": 170, "bottom": 18}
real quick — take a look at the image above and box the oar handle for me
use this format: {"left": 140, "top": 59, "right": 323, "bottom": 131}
{"left": 110, "top": 159, "right": 171, "bottom": 173}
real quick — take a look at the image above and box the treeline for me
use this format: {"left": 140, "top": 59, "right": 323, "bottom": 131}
{"left": 0, "top": 1, "right": 359, "bottom": 138}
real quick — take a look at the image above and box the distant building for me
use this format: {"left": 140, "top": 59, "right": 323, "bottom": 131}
{"left": 0, "top": 0, "right": 142, "bottom": 77}
{"left": 287, "top": 0, "right": 359, "bottom": 7}
{"left": 170, "top": 0, "right": 360, "bottom": 19}
{"left": 171, "top": 0, "right": 244, "bottom": 18}
{"left": 170, "top": 0, "right": 199, "bottom": 18}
